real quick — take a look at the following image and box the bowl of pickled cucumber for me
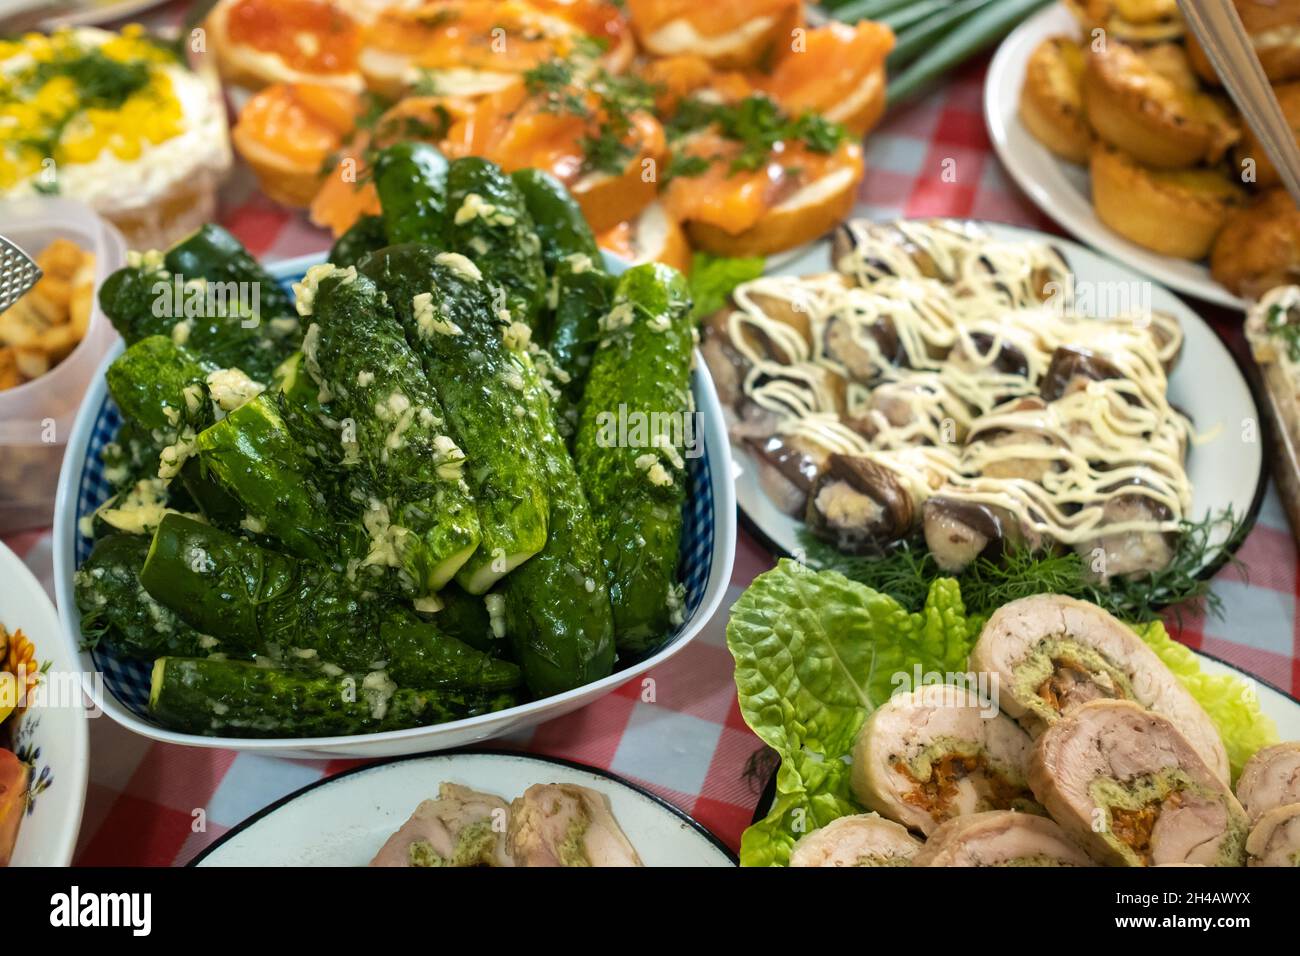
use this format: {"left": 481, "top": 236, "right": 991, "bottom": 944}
{"left": 53, "top": 148, "right": 736, "bottom": 757}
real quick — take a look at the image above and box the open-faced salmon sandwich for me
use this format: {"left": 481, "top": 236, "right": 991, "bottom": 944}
{"left": 207, "top": 0, "right": 364, "bottom": 91}
{"left": 596, "top": 202, "right": 693, "bottom": 273}
{"left": 626, "top": 0, "right": 802, "bottom": 70}
{"left": 358, "top": 0, "right": 634, "bottom": 100}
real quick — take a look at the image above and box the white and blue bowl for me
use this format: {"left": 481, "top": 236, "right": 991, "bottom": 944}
{"left": 53, "top": 255, "right": 736, "bottom": 758}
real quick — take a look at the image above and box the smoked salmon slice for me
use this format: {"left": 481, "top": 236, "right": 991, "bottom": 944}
{"left": 209, "top": 0, "right": 364, "bottom": 90}
{"left": 761, "top": 20, "right": 894, "bottom": 135}
{"left": 233, "top": 83, "right": 364, "bottom": 207}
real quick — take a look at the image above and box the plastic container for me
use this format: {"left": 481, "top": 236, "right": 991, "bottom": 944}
{"left": 0, "top": 197, "right": 125, "bottom": 532}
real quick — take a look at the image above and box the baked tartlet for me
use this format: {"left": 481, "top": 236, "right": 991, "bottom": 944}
{"left": 1211, "top": 189, "right": 1300, "bottom": 299}
{"left": 1234, "top": 81, "right": 1300, "bottom": 188}
{"left": 1082, "top": 40, "right": 1238, "bottom": 168}
{"left": 1090, "top": 144, "right": 1243, "bottom": 259}
{"left": 1019, "top": 36, "right": 1092, "bottom": 164}
{"left": 1064, "top": 0, "right": 1184, "bottom": 42}
{"left": 0, "top": 27, "right": 230, "bottom": 250}
{"left": 1187, "top": 0, "right": 1300, "bottom": 85}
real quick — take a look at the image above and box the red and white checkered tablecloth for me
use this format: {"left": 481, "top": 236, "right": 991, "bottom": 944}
{"left": 5, "top": 53, "right": 1297, "bottom": 866}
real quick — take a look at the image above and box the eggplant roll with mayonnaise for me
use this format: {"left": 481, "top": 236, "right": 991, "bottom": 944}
{"left": 805, "top": 453, "right": 920, "bottom": 554}
{"left": 972, "top": 594, "right": 1229, "bottom": 782}
{"left": 910, "top": 811, "right": 1092, "bottom": 867}
{"left": 789, "top": 814, "right": 922, "bottom": 868}
{"left": 1246, "top": 804, "right": 1300, "bottom": 867}
{"left": 1236, "top": 742, "right": 1300, "bottom": 824}
{"left": 1029, "top": 700, "right": 1248, "bottom": 867}
{"left": 850, "top": 684, "right": 1041, "bottom": 836}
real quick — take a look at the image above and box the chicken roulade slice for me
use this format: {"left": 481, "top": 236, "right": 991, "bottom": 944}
{"left": 971, "top": 593, "right": 1229, "bottom": 782}
{"left": 370, "top": 783, "right": 514, "bottom": 867}
{"left": 1236, "top": 742, "right": 1300, "bottom": 824}
{"left": 1029, "top": 700, "right": 1248, "bottom": 867}
{"left": 850, "top": 684, "right": 1041, "bottom": 836}
{"left": 789, "top": 813, "right": 922, "bottom": 867}
{"left": 1245, "top": 804, "right": 1300, "bottom": 867}
{"left": 507, "top": 784, "right": 642, "bottom": 867}
{"left": 911, "top": 811, "right": 1092, "bottom": 867}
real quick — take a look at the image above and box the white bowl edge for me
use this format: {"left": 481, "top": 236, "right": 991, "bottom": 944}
{"left": 53, "top": 342, "right": 737, "bottom": 758}
{"left": 0, "top": 542, "right": 89, "bottom": 866}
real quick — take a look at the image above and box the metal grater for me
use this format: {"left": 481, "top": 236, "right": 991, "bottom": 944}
{"left": 0, "top": 234, "right": 42, "bottom": 314}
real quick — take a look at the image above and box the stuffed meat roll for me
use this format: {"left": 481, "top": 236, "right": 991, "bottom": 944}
{"left": 370, "top": 784, "right": 513, "bottom": 867}
{"left": 1029, "top": 700, "right": 1248, "bottom": 867}
{"left": 507, "top": 784, "right": 642, "bottom": 867}
{"left": 971, "top": 594, "right": 1229, "bottom": 782}
{"left": 911, "top": 811, "right": 1092, "bottom": 867}
{"left": 850, "top": 684, "right": 1040, "bottom": 836}
{"left": 1246, "top": 804, "right": 1300, "bottom": 867}
{"left": 1236, "top": 742, "right": 1300, "bottom": 824}
{"left": 789, "top": 814, "right": 922, "bottom": 867}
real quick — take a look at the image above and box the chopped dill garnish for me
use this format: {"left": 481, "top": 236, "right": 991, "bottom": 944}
{"left": 523, "top": 52, "right": 656, "bottom": 175}
{"left": 796, "top": 507, "right": 1247, "bottom": 623}
{"left": 667, "top": 94, "right": 848, "bottom": 176}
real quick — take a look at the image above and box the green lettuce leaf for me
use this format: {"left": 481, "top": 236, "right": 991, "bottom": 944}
{"left": 1133, "top": 621, "right": 1279, "bottom": 781}
{"left": 739, "top": 751, "right": 857, "bottom": 868}
{"left": 727, "top": 562, "right": 979, "bottom": 865}
{"left": 687, "top": 252, "right": 765, "bottom": 323}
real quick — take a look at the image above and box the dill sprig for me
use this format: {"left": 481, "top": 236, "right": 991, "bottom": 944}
{"left": 796, "top": 507, "right": 1247, "bottom": 623}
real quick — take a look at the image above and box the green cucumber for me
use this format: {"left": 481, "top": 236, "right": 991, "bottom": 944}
{"left": 547, "top": 259, "right": 615, "bottom": 439}
{"left": 329, "top": 213, "right": 388, "bottom": 268}
{"left": 98, "top": 239, "right": 293, "bottom": 381}
{"left": 575, "top": 263, "right": 694, "bottom": 653}
{"left": 99, "top": 419, "right": 164, "bottom": 491}
{"left": 105, "top": 335, "right": 212, "bottom": 442}
{"left": 373, "top": 142, "right": 451, "bottom": 245}
{"left": 176, "top": 457, "right": 245, "bottom": 530}
{"left": 358, "top": 244, "right": 549, "bottom": 594}
{"left": 511, "top": 167, "right": 614, "bottom": 433}
{"left": 149, "top": 657, "right": 517, "bottom": 738}
{"left": 501, "top": 348, "right": 615, "bottom": 697}
{"left": 511, "top": 168, "right": 600, "bottom": 272}
{"left": 194, "top": 392, "right": 337, "bottom": 563}
{"left": 74, "top": 534, "right": 215, "bottom": 661}
{"left": 431, "top": 583, "right": 507, "bottom": 657}
{"left": 445, "top": 157, "right": 547, "bottom": 328}
{"left": 163, "top": 224, "right": 295, "bottom": 323}
{"left": 272, "top": 350, "right": 337, "bottom": 463}
{"left": 301, "top": 266, "right": 481, "bottom": 593}
{"left": 141, "top": 514, "right": 520, "bottom": 691}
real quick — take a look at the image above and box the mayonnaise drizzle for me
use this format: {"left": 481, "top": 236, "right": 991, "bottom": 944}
{"left": 726, "top": 220, "right": 1192, "bottom": 545}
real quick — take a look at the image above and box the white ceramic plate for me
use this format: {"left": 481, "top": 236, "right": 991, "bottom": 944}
{"left": 8, "top": 0, "right": 174, "bottom": 29}
{"left": 984, "top": 3, "right": 1245, "bottom": 310}
{"left": 191, "top": 751, "right": 735, "bottom": 866}
{"left": 0, "top": 542, "right": 89, "bottom": 866}
{"left": 1198, "top": 653, "right": 1300, "bottom": 740}
{"left": 732, "top": 221, "right": 1265, "bottom": 579}
{"left": 54, "top": 256, "right": 736, "bottom": 759}
{"left": 753, "top": 649, "right": 1300, "bottom": 826}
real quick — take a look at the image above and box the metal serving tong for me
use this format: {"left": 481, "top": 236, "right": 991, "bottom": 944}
{"left": 1178, "top": 0, "right": 1300, "bottom": 206}
{"left": 0, "top": 235, "right": 42, "bottom": 314}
